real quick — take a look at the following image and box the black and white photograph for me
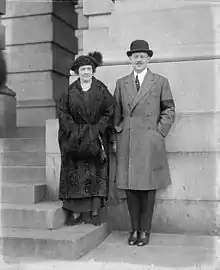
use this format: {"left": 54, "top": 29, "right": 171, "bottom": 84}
{"left": 0, "top": 0, "right": 219, "bottom": 269}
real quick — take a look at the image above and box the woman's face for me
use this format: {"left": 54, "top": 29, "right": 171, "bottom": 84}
{"left": 78, "top": 65, "right": 93, "bottom": 83}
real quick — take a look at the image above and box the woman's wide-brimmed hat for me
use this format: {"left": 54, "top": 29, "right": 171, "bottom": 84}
{"left": 71, "top": 51, "right": 103, "bottom": 73}
{"left": 126, "top": 40, "right": 153, "bottom": 57}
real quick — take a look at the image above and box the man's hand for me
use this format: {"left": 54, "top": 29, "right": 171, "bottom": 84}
{"left": 112, "top": 141, "right": 117, "bottom": 153}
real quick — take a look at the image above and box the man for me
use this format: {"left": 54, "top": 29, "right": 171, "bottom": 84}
{"left": 113, "top": 39, "right": 175, "bottom": 246}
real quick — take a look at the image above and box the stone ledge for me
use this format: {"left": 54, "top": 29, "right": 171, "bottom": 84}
{"left": 0, "top": 166, "right": 46, "bottom": 184}
{"left": 4, "top": 1, "right": 52, "bottom": 18}
{"left": 1, "top": 201, "right": 65, "bottom": 230}
{"left": 4, "top": 14, "right": 77, "bottom": 53}
{"left": 0, "top": 183, "right": 46, "bottom": 204}
{"left": 8, "top": 72, "right": 69, "bottom": 103}
{"left": 1, "top": 223, "right": 109, "bottom": 260}
{"left": 16, "top": 99, "right": 56, "bottom": 109}
{"left": 5, "top": 43, "right": 74, "bottom": 76}
{"left": 11, "top": 127, "right": 45, "bottom": 139}
{"left": 83, "top": 0, "right": 114, "bottom": 16}
{"left": 113, "top": 0, "right": 220, "bottom": 13}
{"left": 0, "top": 151, "right": 46, "bottom": 167}
{"left": 0, "top": 138, "right": 45, "bottom": 152}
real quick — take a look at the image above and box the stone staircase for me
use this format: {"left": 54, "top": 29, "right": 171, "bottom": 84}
{"left": 0, "top": 127, "right": 109, "bottom": 261}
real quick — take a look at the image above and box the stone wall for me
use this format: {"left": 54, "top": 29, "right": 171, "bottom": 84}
{"left": 0, "top": 0, "right": 16, "bottom": 137}
{"left": 2, "top": 0, "right": 78, "bottom": 126}
{"left": 46, "top": 0, "right": 220, "bottom": 234}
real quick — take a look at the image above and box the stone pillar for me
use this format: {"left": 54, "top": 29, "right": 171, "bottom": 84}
{"left": 0, "top": 0, "right": 16, "bottom": 138}
{"left": 2, "top": 0, "right": 77, "bottom": 127}
{"left": 45, "top": 2, "right": 89, "bottom": 200}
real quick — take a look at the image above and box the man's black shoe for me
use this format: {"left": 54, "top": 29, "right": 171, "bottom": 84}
{"left": 128, "top": 230, "right": 138, "bottom": 245}
{"left": 137, "top": 231, "right": 150, "bottom": 247}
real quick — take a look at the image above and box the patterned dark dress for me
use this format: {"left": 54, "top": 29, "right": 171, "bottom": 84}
{"left": 57, "top": 77, "right": 115, "bottom": 213}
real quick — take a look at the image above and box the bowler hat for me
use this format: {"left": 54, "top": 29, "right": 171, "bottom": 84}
{"left": 126, "top": 40, "right": 153, "bottom": 57}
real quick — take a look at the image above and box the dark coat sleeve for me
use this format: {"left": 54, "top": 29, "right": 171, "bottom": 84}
{"left": 57, "top": 87, "right": 93, "bottom": 155}
{"left": 94, "top": 84, "right": 115, "bottom": 137}
{"left": 57, "top": 87, "right": 79, "bottom": 152}
{"left": 57, "top": 83, "right": 115, "bottom": 157}
{"left": 0, "top": 49, "right": 6, "bottom": 88}
{"left": 157, "top": 78, "right": 175, "bottom": 137}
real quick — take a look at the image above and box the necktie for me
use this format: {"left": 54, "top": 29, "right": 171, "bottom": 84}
{"left": 135, "top": 75, "right": 140, "bottom": 92}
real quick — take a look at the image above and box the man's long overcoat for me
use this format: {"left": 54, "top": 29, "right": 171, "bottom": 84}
{"left": 114, "top": 69, "right": 175, "bottom": 190}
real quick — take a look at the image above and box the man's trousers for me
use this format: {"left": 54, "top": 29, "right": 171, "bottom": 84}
{"left": 126, "top": 189, "right": 156, "bottom": 232}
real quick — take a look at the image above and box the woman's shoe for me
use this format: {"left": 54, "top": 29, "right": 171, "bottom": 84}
{"left": 136, "top": 231, "right": 149, "bottom": 247}
{"left": 66, "top": 212, "right": 82, "bottom": 226}
{"left": 128, "top": 230, "right": 138, "bottom": 245}
{"left": 90, "top": 211, "right": 102, "bottom": 226}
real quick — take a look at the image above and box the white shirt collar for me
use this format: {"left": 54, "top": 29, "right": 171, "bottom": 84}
{"left": 134, "top": 68, "right": 148, "bottom": 86}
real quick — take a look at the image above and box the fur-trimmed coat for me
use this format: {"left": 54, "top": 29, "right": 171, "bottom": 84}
{"left": 57, "top": 77, "right": 115, "bottom": 199}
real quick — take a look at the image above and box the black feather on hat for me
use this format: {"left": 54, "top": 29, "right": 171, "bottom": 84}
{"left": 88, "top": 51, "right": 103, "bottom": 67}
{"left": 71, "top": 51, "right": 103, "bottom": 73}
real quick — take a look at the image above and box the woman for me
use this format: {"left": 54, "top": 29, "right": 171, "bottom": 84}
{"left": 57, "top": 51, "right": 115, "bottom": 226}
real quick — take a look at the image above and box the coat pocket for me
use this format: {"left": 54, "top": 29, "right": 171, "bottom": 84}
{"left": 149, "top": 129, "right": 166, "bottom": 170}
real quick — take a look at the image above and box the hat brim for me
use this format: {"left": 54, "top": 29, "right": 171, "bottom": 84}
{"left": 70, "top": 55, "right": 97, "bottom": 72}
{"left": 126, "top": 49, "right": 153, "bottom": 58}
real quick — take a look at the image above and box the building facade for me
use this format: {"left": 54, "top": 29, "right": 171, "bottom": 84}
{"left": 1, "top": 0, "right": 220, "bottom": 234}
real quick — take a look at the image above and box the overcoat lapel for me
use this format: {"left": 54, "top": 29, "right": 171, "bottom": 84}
{"left": 123, "top": 72, "right": 137, "bottom": 109}
{"left": 131, "top": 69, "right": 155, "bottom": 111}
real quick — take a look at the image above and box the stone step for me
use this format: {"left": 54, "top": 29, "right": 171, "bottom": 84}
{"left": 1, "top": 223, "right": 109, "bottom": 261}
{"left": 11, "top": 127, "right": 45, "bottom": 139}
{"left": 1, "top": 201, "right": 65, "bottom": 230}
{"left": 0, "top": 151, "right": 45, "bottom": 166}
{"left": 1, "top": 233, "right": 219, "bottom": 270}
{"left": 0, "top": 138, "right": 45, "bottom": 152}
{"left": 0, "top": 183, "right": 46, "bottom": 204}
{"left": 0, "top": 166, "right": 45, "bottom": 183}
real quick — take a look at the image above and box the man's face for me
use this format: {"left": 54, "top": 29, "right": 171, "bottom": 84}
{"left": 129, "top": 52, "right": 150, "bottom": 73}
{"left": 78, "top": 65, "right": 93, "bottom": 82}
